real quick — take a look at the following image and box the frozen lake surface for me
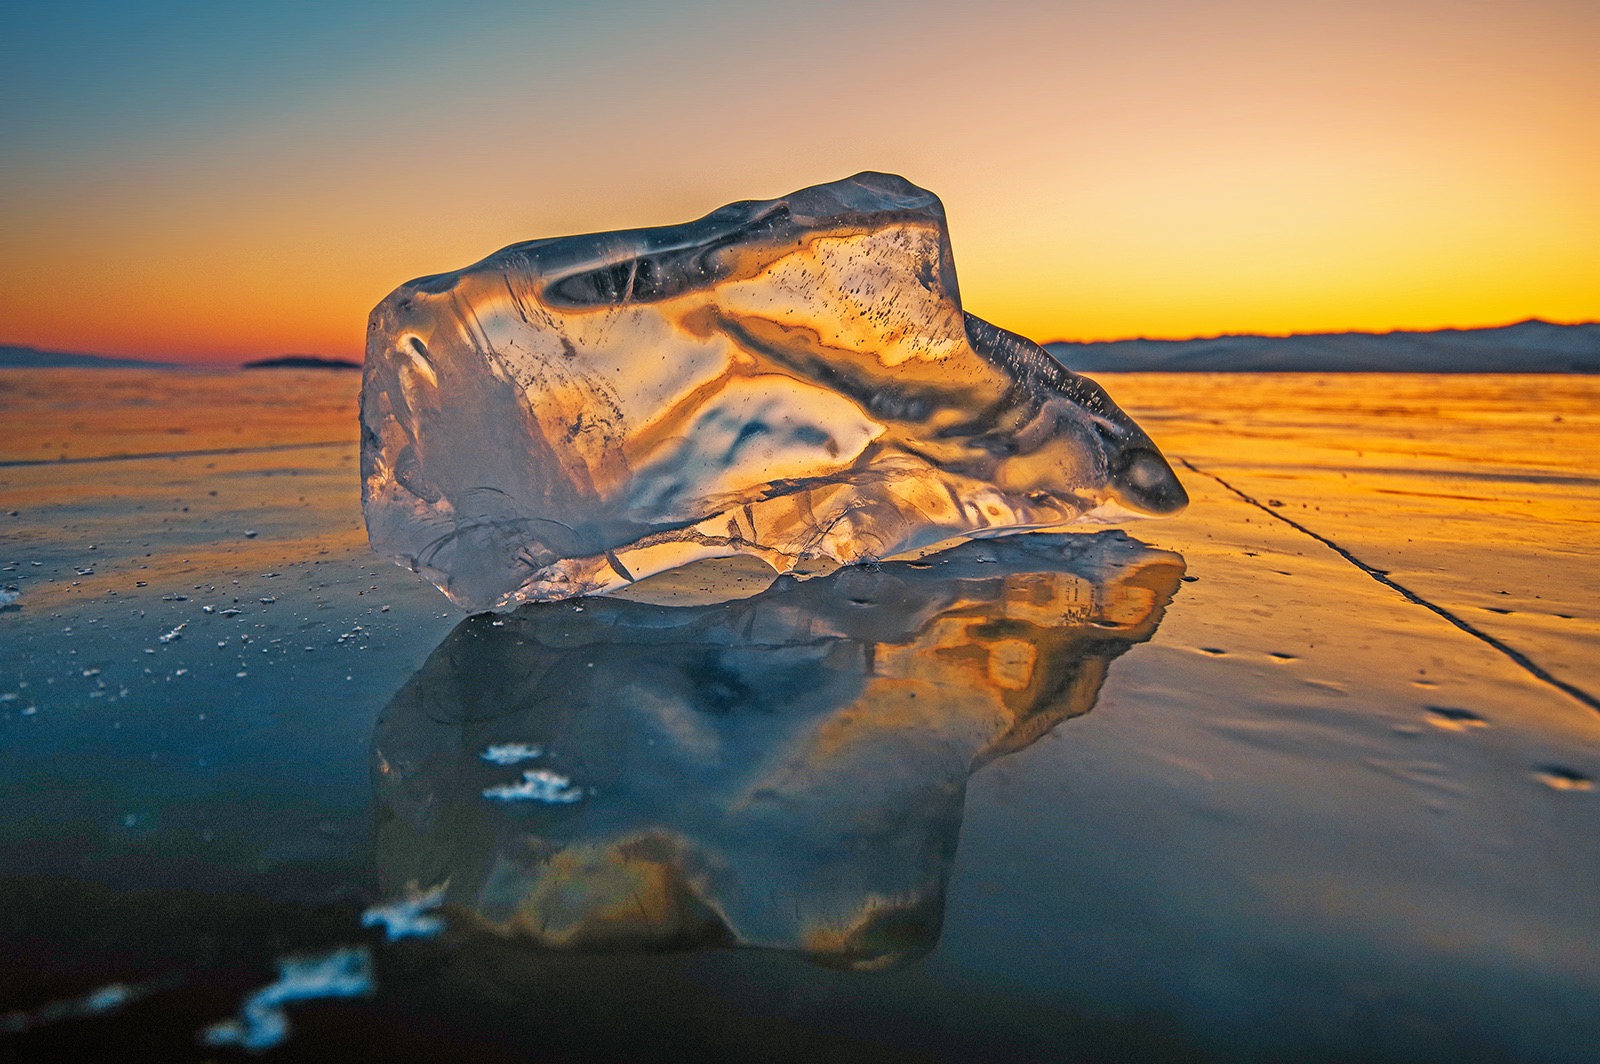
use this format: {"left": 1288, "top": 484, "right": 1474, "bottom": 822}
{"left": 2, "top": 369, "right": 1598, "bottom": 1062}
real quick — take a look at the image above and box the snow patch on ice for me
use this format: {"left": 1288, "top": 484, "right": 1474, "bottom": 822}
{"left": 483, "top": 769, "right": 584, "bottom": 803}
{"left": 2, "top": 976, "right": 173, "bottom": 1033}
{"left": 361, "top": 885, "right": 446, "bottom": 941}
{"left": 199, "top": 946, "right": 373, "bottom": 1052}
{"left": 481, "top": 742, "right": 542, "bottom": 765}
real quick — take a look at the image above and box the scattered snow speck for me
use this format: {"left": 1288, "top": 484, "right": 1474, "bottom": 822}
{"left": 481, "top": 743, "right": 543, "bottom": 766}
{"left": 483, "top": 769, "right": 584, "bottom": 804}
{"left": 361, "top": 885, "right": 446, "bottom": 941}
{"left": 3, "top": 976, "right": 177, "bottom": 1034}
{"left": 199, "top": 946, "right": 373, "bottom": 1052}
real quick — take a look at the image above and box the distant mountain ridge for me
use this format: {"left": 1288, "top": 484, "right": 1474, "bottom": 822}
{"left": 0, "top": 344, "right": 176, "bottom": 369}
{"left": 1046, "top": 320, "right": 1600, "bottom": 372}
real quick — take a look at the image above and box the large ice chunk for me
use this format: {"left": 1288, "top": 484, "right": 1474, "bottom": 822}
{"left": 361, "top": 172, "right": 1186, "bottom": 609}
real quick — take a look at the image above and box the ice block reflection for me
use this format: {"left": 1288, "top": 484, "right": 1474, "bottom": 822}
{"left": 373, "top": 531, "right": 1183, "bottom": 970}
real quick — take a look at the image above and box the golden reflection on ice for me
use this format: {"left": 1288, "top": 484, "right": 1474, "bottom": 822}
{"left": 373, "top": 531, "right": 1182, "bottom": 969}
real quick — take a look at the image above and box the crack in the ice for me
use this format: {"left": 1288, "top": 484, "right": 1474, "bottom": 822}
{"left": 1179, "top": 458, "right": 1600, "bottom": 715}
{"left": 0, "top": 441, "right": 349, "bottom": 469}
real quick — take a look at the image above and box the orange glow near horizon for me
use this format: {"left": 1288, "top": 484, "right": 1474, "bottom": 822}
{"left": 2, "top": 1, "right": 1596, "bottom": 365}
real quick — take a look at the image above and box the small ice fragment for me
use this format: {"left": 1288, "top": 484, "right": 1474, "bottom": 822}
{"left": 0, "top": 587, "right": 20, "bottom": 608}
{"left": 483, "top": 769, "right": 583, "bottom": 803}
{"left": 481, "top": 742, "right": 542, "bottom": 765}
{"left": 1426, "top": 706, "right": 1488, "bottom": 731}
{"left": 158, "top": 623, "right": 187, "bottom": 643}
{"left": 1534, "top": 766, "right": 1594, "bottom": 791}
{"left": 203, "top": 605, "right": 215, "bottom": 613}
{"left": 199, "top": 946, "right": 373, "bottom": 1052}
{"left": 259, "top": 596, "right": 277, "bottom": 604}
{"left": 244, "top": 530, "right": 259, "bottom": 538}
{"left": 361, "top": 885, "right": 446, "bottom": 941}
{"left": 76, "top": 567, "right": 95, "bottom": 576}
{"left": 220, "top": 607, "right": 243, "bottom": 617}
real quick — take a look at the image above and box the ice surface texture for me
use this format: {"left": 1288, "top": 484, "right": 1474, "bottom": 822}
{"left": 374, "top": 532, "right": 1183, "bottom": 969}
{"left": 361, "top": 172, "right": 1187, "bottom": 609}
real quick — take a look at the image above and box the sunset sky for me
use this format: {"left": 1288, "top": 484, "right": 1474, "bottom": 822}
{"left": 3, "top": 0, "right": 1596, "bottom": 366}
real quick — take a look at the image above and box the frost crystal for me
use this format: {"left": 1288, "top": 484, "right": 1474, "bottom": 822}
{"left": 361, "top": 172, "right": 1186, "bottom": 609}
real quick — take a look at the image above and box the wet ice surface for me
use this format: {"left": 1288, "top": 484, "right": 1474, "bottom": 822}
{"left": 361, "top": 173, "right": 1184, "bottom": 610}
{"left": 3, "top": 368, "right": 1599, "bottom": 1062}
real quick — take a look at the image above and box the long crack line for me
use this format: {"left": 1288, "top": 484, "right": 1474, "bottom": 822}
{"left": 1178, "top": 457, "right": 1600, "bottom": 715}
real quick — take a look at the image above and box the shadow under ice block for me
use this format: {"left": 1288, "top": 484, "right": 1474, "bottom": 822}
{"left": 361, "top": 172, "right": 1187, "bottom": 609}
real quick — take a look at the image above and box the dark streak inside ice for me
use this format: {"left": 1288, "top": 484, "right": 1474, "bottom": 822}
{"left": 1179, "top": 457, "right": 1600, "bottom": 715}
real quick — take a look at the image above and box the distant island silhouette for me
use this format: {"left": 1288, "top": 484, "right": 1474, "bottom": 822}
{"left": 241, "top": 355, "right": 362, "bottom": 370}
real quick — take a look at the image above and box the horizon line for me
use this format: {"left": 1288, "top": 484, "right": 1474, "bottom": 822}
{"left": 5, "top": 315, "right": 1599, "bottom": 368}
